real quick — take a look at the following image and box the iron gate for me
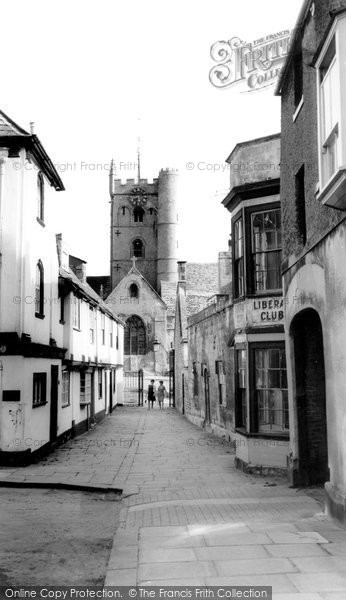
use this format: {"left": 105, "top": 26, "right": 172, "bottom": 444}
{"left": 123, "top": 369, "right": 144, "bottom": 406}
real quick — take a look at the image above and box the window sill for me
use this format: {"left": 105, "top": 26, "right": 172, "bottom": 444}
{"left": 35, "top": 312, "right": 45, "bottom": 320}
{"left": 32, "top": 402, "right": 48, "bottom": 409}
{"left": 62, "top": 403, "right": 71, "bottom": 409}
{"left": 36, "top": 217, "right": 46, "bottom": 228}
{"left": 293, "top": 96, "right": 304, "bottom": 122}
{"left": 73, "top": 327, "right": 81, "bottom": 332}
{"left": 248, "top": 290, "right": 283, "bottom": 298}
{"left": 235, "top": 428, "right": 289, "bottom": 441}
{"left": 317, "top": 167, "right": 346, "bottom": 210}
{"left": 59, "top": 320, "right": 65, "bottom": 325}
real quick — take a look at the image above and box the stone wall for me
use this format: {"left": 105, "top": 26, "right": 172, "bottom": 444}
{"left": 186, "top": 296, "right": 234, "bottom": 438}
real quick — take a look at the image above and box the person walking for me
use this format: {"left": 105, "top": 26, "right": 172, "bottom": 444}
{"left": 157, "top": 380, "right": 166, "bottom": 410}
{"left": 147, "top": 379, "right": 156, "bottom": 410}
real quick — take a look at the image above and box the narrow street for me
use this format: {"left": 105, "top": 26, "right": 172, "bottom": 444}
{"left": 1, "top": 405, "right": 346, "bottom": 596}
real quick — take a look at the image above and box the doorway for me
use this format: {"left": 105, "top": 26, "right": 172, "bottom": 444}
{"left": 291, "top": 309, "right": 328, "bottom": 485}
{"left": 203, "top": 368, "right": 211, "bottom": 424}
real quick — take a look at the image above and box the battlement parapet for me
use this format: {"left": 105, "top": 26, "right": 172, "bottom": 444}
{"left": 159, "top": 168, "right": 179, "bottom": 176}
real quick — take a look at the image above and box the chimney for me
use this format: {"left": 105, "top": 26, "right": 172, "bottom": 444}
{"left": 74, "top": 263, "right": 87, "bottom": 284}
{"left": 177, "top": 261, "right": 186, "bottom": 281}
{"left": 69, "top": 255, "right": 87, "bottom": 284}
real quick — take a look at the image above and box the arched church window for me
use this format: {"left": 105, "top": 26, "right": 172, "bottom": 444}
{"left": 122, "top": 206, "right": 126, "bottom": 215}
{"left": 129, "top": 283, "right": 138, "bottom": 298}
{"left": 132, "top": 239, "right": 144, "bottom": 258}
{"left": 124, "top": 315, "right": 146, "bottom": 355}
{"left": 133, "top": 207, "right": 144, "bottom": 223}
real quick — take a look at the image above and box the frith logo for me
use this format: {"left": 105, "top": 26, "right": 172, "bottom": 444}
{"left": 209, "top": 30, "right": 292, "bottom": 92}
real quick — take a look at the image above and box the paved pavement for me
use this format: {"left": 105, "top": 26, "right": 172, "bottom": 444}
{"left": 1, "top": 405, "right": 346, "bottom": 597}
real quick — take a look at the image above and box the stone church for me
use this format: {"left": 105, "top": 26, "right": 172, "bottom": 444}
{"left": 87, "top": 165, "right": 219, "bottom": 376}
{"left": 91, "top": 167, "right": 179, "bottom": 373}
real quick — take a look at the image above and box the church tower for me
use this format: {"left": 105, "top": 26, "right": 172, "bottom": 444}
{"left": 109, "top": 166, "right": 178, "bottom": 293}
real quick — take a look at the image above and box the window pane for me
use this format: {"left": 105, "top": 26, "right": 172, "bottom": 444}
{"left": 255, "top": 348, "right": 288, "bottom": 433}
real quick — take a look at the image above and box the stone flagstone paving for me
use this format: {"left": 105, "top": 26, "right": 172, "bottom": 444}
{"left": 1, "top": 405, "right": 346, "bottom": 597}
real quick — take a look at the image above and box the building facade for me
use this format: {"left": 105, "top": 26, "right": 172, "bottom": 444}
{"left": 0, "top": 110, "right": 124, "bottom": 465}
{"left": 175, "top": 134, "right": 289, "bottom": 474}
{"left": 276, "top": 0, "right": 346, "bottom": 523}
{"left": 222, "top": 134, "right": 289, "bottom": 472}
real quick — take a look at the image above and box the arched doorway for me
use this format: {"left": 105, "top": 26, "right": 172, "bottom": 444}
{"left": 124, "top": 315, "right": 146, "bottom": 355}
{"left": 290, "top": 309, "right": 328, "bottom": 485}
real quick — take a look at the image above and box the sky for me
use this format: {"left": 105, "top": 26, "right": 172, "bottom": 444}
{"left": 2, "top": 0, "right": 302, "bottom": 273}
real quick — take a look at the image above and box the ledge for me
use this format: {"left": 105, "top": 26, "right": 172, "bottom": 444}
{"left": 317, "top": 167, "right": 346, "bottom": 211}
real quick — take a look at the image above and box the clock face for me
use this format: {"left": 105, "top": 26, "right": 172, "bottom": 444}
{"left": 129, "top": 187, "right": 147, "bottom": 207}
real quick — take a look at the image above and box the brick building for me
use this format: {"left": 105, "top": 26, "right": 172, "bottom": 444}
{"left": 276, "top": 0, "right": 346, "bottom": 523}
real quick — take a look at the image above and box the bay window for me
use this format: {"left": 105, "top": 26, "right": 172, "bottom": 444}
{"left": 233, "top": 217, "right": 244, "bottom": 298}
{"left": 251, "top": 209, "right": 282, "bottom": 292}
{"left": 254, "top": 347, "right": 288, "bottom": 434}
{"left": 235, "top": 349, "right": 247, "bottom": 428}
{"left": 235, "top": 344, "right": 288, "bottom": 436}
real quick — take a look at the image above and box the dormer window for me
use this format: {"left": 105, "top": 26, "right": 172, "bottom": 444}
{"left": 37, "top": 172, "right": 44, "bottom": 223}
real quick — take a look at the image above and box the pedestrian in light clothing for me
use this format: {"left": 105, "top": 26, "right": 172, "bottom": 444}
{"left": 147, "top": 379, "right": 156, "bottom": 410}
{"left": 157, "top": 381, "right": 166, "bottom": 410}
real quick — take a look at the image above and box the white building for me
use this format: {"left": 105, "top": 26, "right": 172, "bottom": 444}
{"left": 0, "top": 109, "right": 124, "bottom": 465}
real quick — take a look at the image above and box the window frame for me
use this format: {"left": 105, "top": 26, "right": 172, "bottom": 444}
{"left": 249, "top": 206, "right": 282, "bottom": 294}
{"left": 215, "top": 360, "right": 225, "bottom": 405}
{"left": 249, "top": 341, "right": 288, "bottom": 437}
{"left": 72, "top": 295, "right": 81, "bottom": 330}
{"left": 89, "top": 306, "right": 95, "bottom": 344}
{"left": 32, "top": 372, "right": 47, "bottom": 408}
{"left": 133, "top": 206, "right": 145, "bottom": 223}
{"left": 61, "top": 370, "right": 70, "bottom": 407}
{"left": 98, "top": 367, "right": 103, "bottom": 398}
{"left": 101, "top": 312, "right": 105, "bottom": 345}
{"left": 317, "top": 32, "right": 340, "bottom": 191}
{"left": 235, "top": 347, "right": 247, "bottom": 429}
{"left": 35, "top": 260, "right": 45, "bottom": 318}
{"left": 80, "top": 371, "right": 92, "bottom": 405}
{"left": 131, "top": 238, "right": 145, "bottom": 258}
{"left": 232, "top": 213, "right": 245, "bottom": 299}
{"left": 244, "top": 201, "right": 282, "bottom": 297}
{"left": 37, "top": 172, "right": 45, "bottom": 224}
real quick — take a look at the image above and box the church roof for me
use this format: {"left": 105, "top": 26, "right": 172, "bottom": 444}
{"left": 87, "top": 276, "right": 111, "bottom": 300}
{"left": 106, "top": 263, "right": 166, "bottom": 307}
